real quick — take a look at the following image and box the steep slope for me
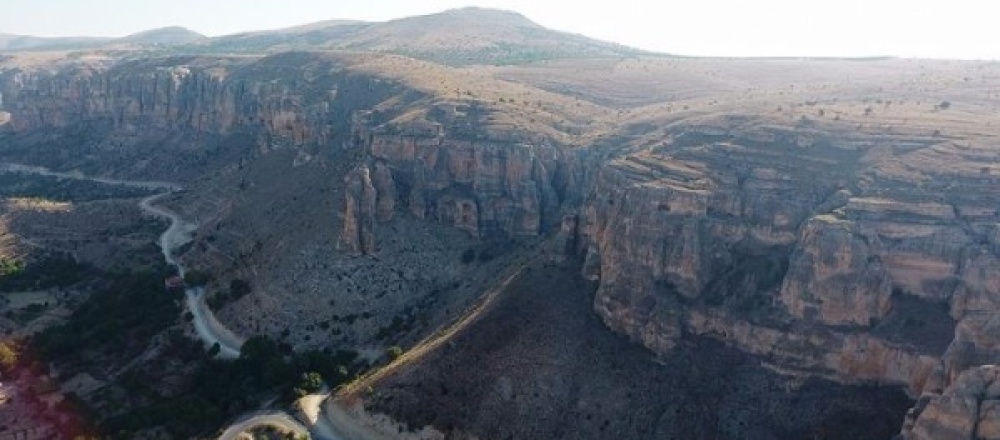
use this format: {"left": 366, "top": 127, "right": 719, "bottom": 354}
{"left": 351, "top": 251, "right": 912, "bottom": 440}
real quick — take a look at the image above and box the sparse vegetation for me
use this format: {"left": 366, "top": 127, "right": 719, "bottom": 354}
{"left": 387, "top": 345, "right": 404, "bottom": 360}
{"left": 0, "top": 253, "right": 92, "bottom": 292}
{"left": 0, "top": 172, "right": 159, "bottom": 202}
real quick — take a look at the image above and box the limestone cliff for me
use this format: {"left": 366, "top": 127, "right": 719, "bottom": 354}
{"left": 901, "top": 365, "right": 1000, "bottom": 439}
{"left": 6, "top": 49, "right": 1000, "bottom": 437}
{"left": 0, "top": 52, "right": 410, "bottom": 177}
{"left": 339, "top": 129, "right": 588, "bottom": 252}
{"left": 576, "top": 118, "right": 1000, "bottom": 400}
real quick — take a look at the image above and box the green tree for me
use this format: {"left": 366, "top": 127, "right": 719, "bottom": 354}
{"left": 386, "top": 345, "right": 403, "bottom": 361}
{"left": 239, "top": 335, "right": 290, "bottom": 387}
{"left": 296, "top": 371, "right": 324, "bottom": 395}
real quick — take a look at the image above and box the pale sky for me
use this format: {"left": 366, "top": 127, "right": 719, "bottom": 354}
{"left": 1, "top": 0, "right": 996, "bottom": 59}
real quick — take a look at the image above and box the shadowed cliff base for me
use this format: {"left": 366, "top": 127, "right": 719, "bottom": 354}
{"left": 364, "top": 258, "right": 913, "bottom": 440}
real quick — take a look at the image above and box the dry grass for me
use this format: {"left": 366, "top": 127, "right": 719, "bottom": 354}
{"left": 340, "top": 51, "right": 619, "bottom": 143}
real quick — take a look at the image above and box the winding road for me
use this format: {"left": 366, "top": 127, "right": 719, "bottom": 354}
{"left": 138, "top": 192, "right": 245, "bottom": 359}
{"left": 1, "top": 163, "right": 354, "bottom": 439}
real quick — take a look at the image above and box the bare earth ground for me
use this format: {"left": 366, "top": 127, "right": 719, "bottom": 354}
{"left": 165, "top": 148, "right": 538, "bottom": 356}
{"left": 363, "top": 258, "right": 912, "bottom": 440}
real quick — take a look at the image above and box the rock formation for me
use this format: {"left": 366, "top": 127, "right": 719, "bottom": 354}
{"left": 901, "top": 365, "right": 1000, "bottom": 439}
{"left": 338, "top": 130, "right": 588, "bottom": 253}
{"left": 4, "top": 49, "right": 1000, "bottom": 437}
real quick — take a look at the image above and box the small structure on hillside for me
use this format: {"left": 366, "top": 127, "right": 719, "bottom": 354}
{"left": 164, "top": 276, "right": 185, "bottom": 291}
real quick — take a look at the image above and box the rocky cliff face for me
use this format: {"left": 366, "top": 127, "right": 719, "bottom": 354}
{"left": 0, "top": 53, "right": 409, "bottom": 177}
{"left": 339, "top": 129, "right": 590, "bottom": 251}
{"left": 901, "top": 365, "right": 1000, "bottom": 439}
{"left": 5, "top": 50, "right": 1000, "bottom": 437}
{"left": 575, "top": 117, "right": 1000, "bottom": 404}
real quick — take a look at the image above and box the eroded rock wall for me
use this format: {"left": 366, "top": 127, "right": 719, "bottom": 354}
{"left": 0, "top": 53, "right": 407, "bottom": 153}
{"left": 339, "top": 130, "right": 590, "bottom": 252}
{"left": 576, "top": 120, "right": 1000, "bottom": 400}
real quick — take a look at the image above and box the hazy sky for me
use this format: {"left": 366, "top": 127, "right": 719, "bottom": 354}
{"left": 2, "top": 0, "right": 995, "bottom": 59}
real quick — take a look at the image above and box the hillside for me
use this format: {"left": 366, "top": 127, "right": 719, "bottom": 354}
{"left": 0, "top": 33, "right": 109, "bottom": 51}
{"left": 198, "top": 7, "right": 648, "bottom": 64}
{"left": 116, "top": 26, "right": 207, "bottom": 46}
{"left": 0, "top": 27, "right": 204, "bottom": 52}
{"left": 2, "top": 8, "right": 648, "bottom": 64}
{"left": 1, "top": 7, "right": 1000, "bottom": 440}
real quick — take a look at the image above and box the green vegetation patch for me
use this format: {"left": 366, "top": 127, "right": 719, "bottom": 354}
{"left": 0, "top": 253, "right": 93, "bottom": 292}
{"left": 0, "top": 172, "right": 160, "bottom": 202}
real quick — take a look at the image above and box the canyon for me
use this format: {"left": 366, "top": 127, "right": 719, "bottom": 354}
{"left": 1, "top": 7, "right": 999, "bottom": 439}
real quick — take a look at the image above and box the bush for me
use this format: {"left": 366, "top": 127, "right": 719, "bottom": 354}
{"left": 460, "top": 248, "right": 476, "bottom": 264}
{"left": 386, "top": 346, "right": 403, "bottom": 360}
{"left": 229, "top": 278, "right": 251, "bottom": 299}
{"left": 0, "top": 253, "right": 92, "bottom": 292}
{"left": 296, "top": 372, "right": 324, "bottom": 395}
{"left": 183, "top": 270, "right": 211, "bottom": 287}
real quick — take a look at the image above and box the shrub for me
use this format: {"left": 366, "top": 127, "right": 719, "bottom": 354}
{"left": 460, "top": 248, "right": 476, "bottom": 264}
{"left": 229, "top": 278, "right": 251, "bottom": 299}
{"left": 183, "top": 270, "right": 211, "bottom": 287}
{"left": 296, "top": 372, "right": 324, "bottom": 395}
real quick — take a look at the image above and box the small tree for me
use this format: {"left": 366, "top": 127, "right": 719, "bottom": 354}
{"left": 229, "top": 278, "right": 251, "bottom": 299}
{"left": 183, "top": 270, "right": 211, "bottom": 287}
{"left": 460, "top": 248, "right": 476, "bottom": 264}
{"left": 386, "top": 345, "right": 403, "bottom": 361}
{"left": 297, "top": 371, "right": 324, "bottom": 395}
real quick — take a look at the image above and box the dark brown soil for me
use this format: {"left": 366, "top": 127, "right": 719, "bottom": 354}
{"left": 369, "top": 259, "right": 913, "bottom": 440}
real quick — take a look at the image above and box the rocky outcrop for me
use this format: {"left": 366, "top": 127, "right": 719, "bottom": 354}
{"left": 576, "top": 119, "right": 1000, "bottom": 399}
{"left": 780, "top": 215, "right": 892, "bottom": 327}
{"left": 339, "top": 129, "right": 590, "bottom": 253}
{"left": 340, "top": 165, "right": 378, "bottom": 254}
{"left": 901, "top": 365, "right": 1000, "bottom": 440}
{"left": 0, "top": 52, "right": 407, "bottom": 153}
{"left": 8, "top": 49, "right": 1000, "bottom": 438}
